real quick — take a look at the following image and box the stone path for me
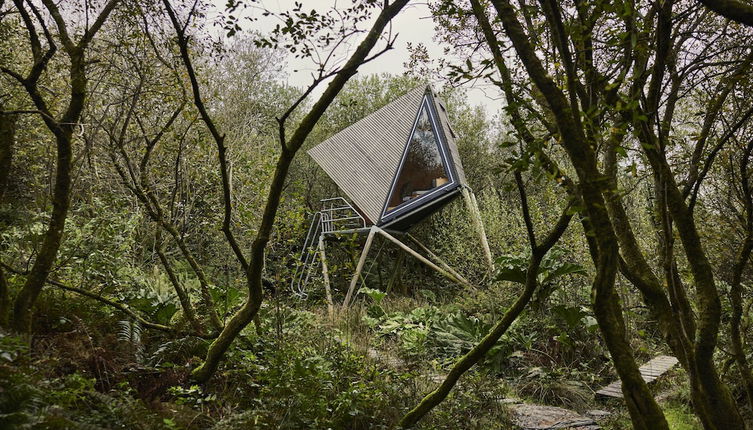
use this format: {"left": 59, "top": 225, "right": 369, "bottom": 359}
{"left": 353, "top": 337, "right": 621, "bottom": 429}
{"left": 596, "top": 355, "right": 679, "bottom": 399}
{"left": 507, "top": 403, "right": 603, "bottom": 430}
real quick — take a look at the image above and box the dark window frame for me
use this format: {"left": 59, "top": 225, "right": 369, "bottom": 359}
{"left": 379, "top": 91, "right": 459, "bottom": 223}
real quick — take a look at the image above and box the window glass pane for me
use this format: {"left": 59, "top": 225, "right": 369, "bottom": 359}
{"left": 385, "top": 103, "right": 450, "bottom": 213}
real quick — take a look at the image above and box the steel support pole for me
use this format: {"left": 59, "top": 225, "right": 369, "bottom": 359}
{"left": 318, "top": 235, "right": 334, "bottom": 317}
{"left": 375, "top": 227, "right": 471, "bottom": 288}
{"left": 461, "top": 186, "right": 494, "bottom": 271}
{"left": 342, "top": 226, "right": 377, "bottom": 309}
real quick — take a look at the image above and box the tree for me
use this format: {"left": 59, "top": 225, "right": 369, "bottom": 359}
{"left": 0, "top": 101, "right": 15, "bottom": 325}
{"left": 158, "top": 0, "right": 412, "bottom": 382}
{"left": 0, "top": 0, "right": 120, "bottom": 332}
{"left": 428, "top": 0, "right": 753, "bottom": 427}
{"left": 398, "top": 169, "right": 573, "bottom": 428}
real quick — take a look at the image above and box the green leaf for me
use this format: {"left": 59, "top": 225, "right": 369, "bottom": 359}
{"left": 493, "top": 254, "right": 529, "bottom": 284}
{"left": 552, "top": 305, "right": 586, "bottom": 329}
{"left": 155, "top": 303, "right": 178, "bottom": 325}
{"left": 494, "top": 266, "right": 527, "bottom": 283}
{"left": 541, "top": 262, "right": 587, "bottom": 285}
{"left": 418, "top": 289, "right": 436, "bottom": 302}
{"left": 358, "top": 287, "right": 386, "bottom": 304}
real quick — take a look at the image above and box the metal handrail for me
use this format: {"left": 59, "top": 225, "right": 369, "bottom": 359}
{"left": 291, "top": 212, "right": 321, "bottom": 297}
{"left": 290, "top": 197, "right": 366, "bottom": 298}
{"left": 321, "top": 206, "right": 355, "bottom": 211}
{"left": 319, "top": 197, "right": 365, "bottom": 233}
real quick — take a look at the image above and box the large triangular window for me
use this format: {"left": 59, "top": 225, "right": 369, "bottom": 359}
{"left": 383, "top": 97, "right": 453, "bottom": 217}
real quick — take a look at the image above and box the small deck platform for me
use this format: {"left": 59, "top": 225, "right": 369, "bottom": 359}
{"left": 596, "top": 355, "right": 679, "bottom": 399}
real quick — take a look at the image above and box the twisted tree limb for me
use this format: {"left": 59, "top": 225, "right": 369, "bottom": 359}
{"left": 397, "top": 169, "right": 572, "bottom": 429}
{"left": 699, "top": 0, "right": 753, "bottom": 27}
{"left": 1, "top": 263, "right": 212, "bottom": 339}
{"left": 160, "top": 0, "right": 412, "bottom": 382}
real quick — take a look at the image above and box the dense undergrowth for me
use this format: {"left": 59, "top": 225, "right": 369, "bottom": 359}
{"left": 0, "top": 269, "right": 702, "bottom": 429}
{"left": 0, "top": 180, "right": 714, "bottom": 428}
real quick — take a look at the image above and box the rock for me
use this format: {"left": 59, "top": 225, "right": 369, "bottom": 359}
{"left": 366, "top": 347, "right": 405, "bottom": 368}
{"left": 498, "top": 397, "right": 523, "bottom": 405}
{"left": 508, "top": 404, "right": 600, "bottom": 430}
{"left": 585, "top": 410, "right": 611, "bottom": 421}
{"left": 427, "top": 373, "right": 446, "bottom": 384}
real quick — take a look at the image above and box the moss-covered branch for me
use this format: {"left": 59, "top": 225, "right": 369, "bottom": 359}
{"left": 397, "top": 169, "right": 573, "bottom": 428}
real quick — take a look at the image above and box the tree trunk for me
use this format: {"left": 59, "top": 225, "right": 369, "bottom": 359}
{"left": 730, "top": 235, "right": 753, "bottom": 413}
{"left": 583, "top": 182, "right": 668, "bottom": 430}
{"left": 155, "top": 230, "right": 204, "bottom": 334}
{"left": 0, "top": 109, "right": 14, "bottom": 202}
{"left": 191, "top": 152, "right": 292, "bottom": 382}
{"left": 641, "top": 132, "right": 745, "bottom": 430}
{"left": 398, "top": 183, "right": 571, "bottom": 428}
{"left": 0, "top": 107, "right": 15, "bottom": 326}
{"left": 11, "top": 127, "right": 73, "bottom": 332}
{"left": 729, "top": 139, "right": 753, "bottom": 413}
{"left": 7, "top": 0, "right": 120, "bottom": 331}
{"left": 11, "top": 49, "right": 90, "bottom": 332}
{"left": 488, "top": 0, "right": 669, "bottom": 427}
{"left": 398, "top": 254, "right": 543, "bottom": 429}
{"left": 160, "top": 223, "right": 223, "bottom": 331}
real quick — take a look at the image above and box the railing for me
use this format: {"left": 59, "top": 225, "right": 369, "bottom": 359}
{"left": 290, "top": 212, "right": 321, "bottom": 298}
{"left": 290, "top": 198, "right": 366, "bottom": 297}
{"left": 319, "top": 197, "right": 366, "bottom": 233}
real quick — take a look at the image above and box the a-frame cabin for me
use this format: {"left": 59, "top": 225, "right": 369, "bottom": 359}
{"left": 308, "top": 84, "right": 467, "bottom": 231}
{"left": 296, "top": 84, "right": 492, "bottom": 308}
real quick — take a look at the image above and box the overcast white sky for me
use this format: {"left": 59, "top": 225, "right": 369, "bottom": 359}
{"left": 211, "top": 0, "right": 503, "bottom": 113}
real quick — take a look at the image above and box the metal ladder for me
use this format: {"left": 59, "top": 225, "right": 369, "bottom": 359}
{"left": 290, "top": 198, "right": 366, "bottom": 298}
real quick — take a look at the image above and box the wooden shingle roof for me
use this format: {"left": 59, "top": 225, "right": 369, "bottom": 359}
{"left": 308, "top": 84, "right": 466, "bottom": 224}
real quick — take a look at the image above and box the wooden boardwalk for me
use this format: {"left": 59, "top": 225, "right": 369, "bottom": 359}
{"left": 596, "top": 355, "right": 679, "bottom": 398}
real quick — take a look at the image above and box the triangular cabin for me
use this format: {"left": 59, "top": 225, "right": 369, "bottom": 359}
{"left": 297, "top": 84, "right": 492, "bottom": 304}
{"left": 308, "top": 84, "right": 467, "bottom": 231}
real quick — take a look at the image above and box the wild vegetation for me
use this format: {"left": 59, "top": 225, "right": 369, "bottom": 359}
{"left": 2, "top": 0, "right": 753, "bottom": 429}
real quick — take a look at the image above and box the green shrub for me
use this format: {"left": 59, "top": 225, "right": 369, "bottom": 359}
{"left": 216, "top": 335, "right": 411, "bottom": 429}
